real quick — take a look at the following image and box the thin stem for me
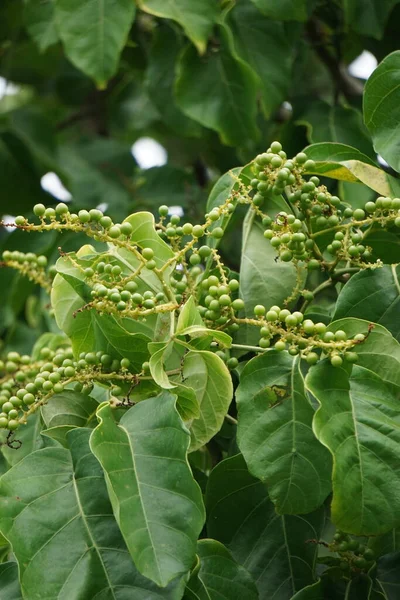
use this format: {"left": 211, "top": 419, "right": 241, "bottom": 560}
{"left": 225, "top": 414, "right": 238, "bottom": 425}
{"left": 231, "top": 343, "right": 267, "bottom": 353}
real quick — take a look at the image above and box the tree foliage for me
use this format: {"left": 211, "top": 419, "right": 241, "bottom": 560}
{"left": 1, "top": 1, "right": 400, "bottom": 599}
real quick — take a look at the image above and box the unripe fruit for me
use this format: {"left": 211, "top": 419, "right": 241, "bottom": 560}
{"left": 331, "top": 354, "right": 343, "bottom": 367}
{"left": 120, "top": 222, "right": 133, "bottom": 236}
{"left": 306, "top": 352, "right": 319, "bottom": 365}
{"left": 108, "top": 225, "right": 121, "bottom": 239}
{"left": 232, "top": 298, "right": 245, "bottom": 311}
{"left": 254, "top": 305, "right": 266, "bottom": 316}
{"left": 33, "top": 204, "right": 46, "bottom": 217}
{"left": 192, "top": 225, "right": 204, "bottom": 238}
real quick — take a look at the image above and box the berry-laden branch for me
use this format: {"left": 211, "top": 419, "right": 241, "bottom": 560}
{"left": 1, "top": 140, "right": 397, "bottom": 438}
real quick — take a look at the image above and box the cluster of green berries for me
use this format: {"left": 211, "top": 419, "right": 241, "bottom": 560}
{"left": 0, "top": 346, "right": 135, "bottom": 432}
{"left": 1, "top": 250, "right": 56, "bottom": 291}
{"left": 251, "top": 142, "right": 316, "bottom": 202}
{"left": 332, "top": 531, "right": 375, "bottom": 572}
{"left": 157, "top": 204, "right": 234, "bottom": 242}
{"left": 251, "top": 304, "right": 363, "bottom": 366}
{"left": 211, "top": 344, "right": 239, "bottom": 371}
{"left": 198, "top": 276, "right": 241, "bottom": 327}
{"left": 263, "top": 212, "right": 318, "bottom": 266}
{"left": 29, "top": 203, "right": 134, "bottom": 240}
{"left": 351, "top": 196, "right": 400, "bottom": 225}
{"left": 326, "top": 229, "right": 372, "bottom": 263}
{"left": 287, "top": 175, "right": 341, "bottom": 227}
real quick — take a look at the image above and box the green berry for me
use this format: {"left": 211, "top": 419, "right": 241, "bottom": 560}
{"left": 254, "top": 305, "right": 266, "bottom": 316}
{"left": 192, "top": 225, "right": 204, "bottom": 238}
{"left": 227, "top": 357, "right": 238, "bottom": 370}
{"left": 335, "top": 330, "right": 347, "bottom": 341}
{"left": 365, "top": 202, "right": 376, "bottom": 213}
{"left": 259, "top": 338, "right": 270, "bottom": 349}
{"left": 120, "top": 222, "right": 133, "bottom": 236}
{"left": 33, "top": 203, "right": 46, "bottom": 217}
{"left": 345, "top": 352, "right": 358, "bottom": 363}
{"left": 275, "top": 340, "right": 286, "bottom": 352}
{"left": 159, "top": 205, "right": 169, "bottom": 217}
{"left": 232, "top": 298, "right": 245, "bottom": 311}
{"left": 108, "top": 225, "right": 121, "bottom": 239}
{"left": 306, "top": 352, "right": 319, "bottom": 365}
{"left": 331, "top": 354, "right": 343, "bottom": 367}
{"left": 121, "top": 358, "right": 130, "bottom": 369}
{"left": 8, "top": 420, "right": 18, "bottom": 431}
{"left": 266, "top": 310, "right": 278, "bottom": 322}
{"left": 145, "top": 259, "right": 157, "bottom": 270}
{"left": 353, "top": 208, "right": 366, "bottom": 221}
{"left": 78, "top": 210, "right": 91, "bottom": 223}
{"left": 285, "top": 314, "right": 298, "bottom": 327}
{"left": 100, "top": 216, "right": 113, "bottom": 229}
{"left": 211, "top": 227, "right": 224, "bottom": 239}
{"left": 229, "top": 279, "right": 239, "bottom": 292}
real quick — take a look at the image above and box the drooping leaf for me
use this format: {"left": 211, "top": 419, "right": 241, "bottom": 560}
{"left": 206, "top": 454, "right": 325, "bottom": 599}
{"left": 307, "top": 350, "right": 400, "bottom": 535}
{"left": 333, "top": 266, "right": 400, "bottom": 341}
{"left": 236, "top": 352, "right": 331, "bottom": 514}
{"left": 23, "top": 0, "right": 58, "bottom": 53}
{"left": 250, "top": 0, "right": 309, "bottom": 21}
{"left": 228, "top": 0, "right": 292, "bottom": 116}
{"left": 0, "top": 562, "right": 22, "bottom": 600}
{"left": 54, "top": 0, "right": 136, "bottom": 86}
{"left": 183, "top": 351, "right": 233, "bottom": 452}
{"left": 0, "top": 428, "right": 186, "bottom": 598}
{"left": 90, "top": 394, "right": 205, "bottom": 587}
{"left": 149, "top": 341, "right": 176, "bottom": 389}
{"left": 41, "top": 390, "right": 100, "bottom": 446}
{"left": 364, "top": 51, "right": 400, "bottom": 172}
{"left": 137, "top": 0, "right": 218, "bottom": 54}
{"left": 184, "top": 539, "right": 258, "bottom": 600}
{"left": 304, "top": 143, "right": 400, "bottom": 196}
{"left": 175, "top": 25, "right": 259, "bottom": 146}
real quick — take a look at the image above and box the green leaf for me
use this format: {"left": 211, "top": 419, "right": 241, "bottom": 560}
{"left": 54, "top": 0, "right": 136, "bottom": 86}
{"left": 290, "top": 580, "right": 324, "bottom": 599}
{"left": 1, "top": 413, "right": 43, "bottom": 467}
{"left": 376, "top": 552, "right": 400, "bottom": 599}
{"left": 137, "top": 0, "right": 218, "bottom": 54}
{"left": 344, "top": 0, "right": 400, "bottom": 39}
{"left": 177, "top": 325, "right": 232, "bottom": 348}
{"left": 364, "top": 51, "right": 400, "bottom": 173}
{"left": 250, "top": 0, "right": 308, "bottom": 21}
{"left": 31, "top": 332, "right": 69, "bottom": 361}
{"left": 304, "top": 143, "right": 400, "bottom": 196}
{"left": 306, "top": 353, "right": 400, "bottom": 535}
{"left": 333, "top": 266, "right": 400, "bottom": 341}
{"left": 236, "top": 352, "right": 331, "bottom": 514}
{"left": 0, "top": 428, "right": 186, "bottom": 598}
{"left": 206, "top": 454, "right": 325, "bottom": 599}
{"left": 298, "top": 102, "right": 375, "bottom": 159}
{"left": 183, "top": 351, "right": 233, "bottom": 452}
{"left": 175, "top": 25, "right": 259, "bottom": 146}
{"left": 228, "top": 0, "right": 292, "bottom": 117}
{"left": 326, "top": 319, "right": 400, "bottom": 389}
{"left": 146, "top": 26, "right": 202, "bottom": 137}
{"left": 121, "top": 211, "right": 175, "bottom": 269}
{"left": 240, "top": 209, "right": 302, "bottom": 337}
{"left": 174, "top": 382, "right": 200, "bottom": 421}
{"left": 149, "top": 341, "right": 176, "bottom": 389}
{"left": 184, "top": 539, "right": 259, "bottom": 600}
{"left": 23, "top": 0, "right": 58, "bottom": 53}
{"left": 41, "top": 390, "right": 100, "bottom": 446}
{"left": 177, "top": 296, "right": 204, "bottom": 332}
{"left": 90, "top": 394, "right": 205, "bottom": 587}
{"left": 0, "top": 562, "right": 22, "bottom": 600}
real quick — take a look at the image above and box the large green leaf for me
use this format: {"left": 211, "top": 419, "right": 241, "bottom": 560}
{"left": 298, "top": 103, "right": 375, "bottom": 159}
{"left": 23, "top": 0, "right": 58, "bottom": 52}
{"left": 344, "top": 0, "right": 400, "bottom": 39}
{"left": 90, "top": 394, "right": 205, "bottom": 587}
{"left": 145, "top": 26, "right": 202, "bottom": 137}
{"left": 54, "top": 0, "right": 136, "bottom": 86}
{"left": 206, "top": 454, "right": 325, "bottom": 599}
{"left": 333, "top": 266, "right": 400, "bottom": 341}
{"left": 0, "top": 562, "right": 22, "bottom": 599}
{"left": 240, "top": 209, "right": 301, "bottom": 327}
{"left": 364, "top": 51, "right": 400, "bottom": 173}
{"left": 137, "top": 0, "right": 218, "bottom": 54}
{"left": 184, "top": 540, "right": 258, "bottom": 600}
{"left": 250, "top": 0, "right": 308, "bottom": 21}
{"left": 0, "top": 428, "right": 186, "bottom": 598}
{"left": 175, "top": 25, "right": 259, "bottom": 146}
{"left": 228, "top": 1, "right": 292, "bottom": 117}
{"left": 306, "top": 348, "right": 400, "bottom": 535}
{"left": 183, "top": 351, "right": 233, "bottom": 452}
{"left": 236, "top": 352, "right": 331, "bottom": 514}
{"left": 304, "top": 143, "right": 400, "bottom": 196}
